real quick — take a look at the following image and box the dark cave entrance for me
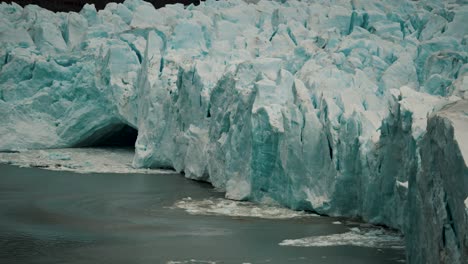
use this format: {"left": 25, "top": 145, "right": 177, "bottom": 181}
{"left": 74, "top": 124, "right": 138, "bottom": 148}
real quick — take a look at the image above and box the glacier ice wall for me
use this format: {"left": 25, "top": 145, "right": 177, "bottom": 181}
{"left": 406, "top": 100, "right": 468, "bottom": 264}
{"left": 0, "top": 0, "right": 467, "bottom": 262}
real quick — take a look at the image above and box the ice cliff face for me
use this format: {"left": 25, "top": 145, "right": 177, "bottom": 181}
{"left": 407, "top": 100, "right": 468, "bottom": 264}
{"left": 0, "top": 0, "right": 467, "bottom": 262}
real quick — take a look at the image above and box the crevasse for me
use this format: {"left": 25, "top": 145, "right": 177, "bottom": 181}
{"left": 0, "top": 0, "right": 467, "bottom": 263}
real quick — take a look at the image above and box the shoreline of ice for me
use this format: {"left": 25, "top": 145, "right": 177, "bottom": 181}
{"left": 0, "top": 148, "right": 174, "bottom": 174}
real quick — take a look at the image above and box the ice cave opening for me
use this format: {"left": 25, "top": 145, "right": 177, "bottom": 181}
{"left": 73, "top": 124, "right": 138, "bottom": 148}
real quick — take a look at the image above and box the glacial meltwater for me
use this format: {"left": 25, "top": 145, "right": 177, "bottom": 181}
{"left": 0, "top": 164, "right": 405, "bottom": 264}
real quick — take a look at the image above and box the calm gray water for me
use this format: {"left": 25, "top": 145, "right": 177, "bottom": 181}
{"left": 0, "top": 164, "right": 405, "bottom": 264}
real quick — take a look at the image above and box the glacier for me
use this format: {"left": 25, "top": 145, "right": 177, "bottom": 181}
{"left": 0, "top": 0, "right": 467, "bottom": 262}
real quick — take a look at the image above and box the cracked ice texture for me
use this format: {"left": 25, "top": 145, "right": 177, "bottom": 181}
{"left": 406, "top": 100, "right": 468, "bottom": 264}
{"left": 0, "top": 0, "right": 467, "bottom": 262}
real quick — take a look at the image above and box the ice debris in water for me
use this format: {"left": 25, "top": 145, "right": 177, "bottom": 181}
{"left": 279, "top": 227, "right": 404, "bottom": 249}
{"left": 47, "top": 152, "right": 71, "bottom": 161}
{"left": 166, "top": 260, "right": 217, "bottom": 264}
{"left": 0, "top": 148, "right": 172, "bottom": 174}
{"left": 0, "top": 0, "right": 467, "bottom": 262}
{"left": 174, "top": 197, "right": 318, "bottom": 219}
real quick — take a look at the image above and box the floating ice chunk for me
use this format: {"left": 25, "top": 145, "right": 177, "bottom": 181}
{"left": 48, "top": 152, "right": 71, "bottom": 161}
{"left": 166, "top": 260, "right": 217, "bottom": 264}
{"left": 173, "top": 197, "right": 318, "bottom": 219}
{"left": 279, "top": 227, "right": 404, "bottom": 249}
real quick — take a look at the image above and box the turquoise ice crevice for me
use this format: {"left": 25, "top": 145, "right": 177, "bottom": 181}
{"left": 0, "top": 0, "right": 467, "bottom": 263}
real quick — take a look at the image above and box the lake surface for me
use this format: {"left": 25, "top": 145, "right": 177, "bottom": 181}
{"left": 0, "top": 164, "right": 405, "bottom": 264}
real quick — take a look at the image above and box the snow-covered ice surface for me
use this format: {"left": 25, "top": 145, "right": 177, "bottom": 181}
{"left": 0, "top": 0, "right": 467, "bottom": 262}
{"left": 0, "top": 148, "right": 173, "bottom": 174}
{"left": 280, "top": 227, "right": 404, "bottom": 249}
{"left": 173, "top": 197, "right": 318, "bottom": 219}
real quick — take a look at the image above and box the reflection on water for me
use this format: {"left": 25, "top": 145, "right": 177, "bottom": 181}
{"left": 0, "top": 164, "right": 405, "bottom": 264}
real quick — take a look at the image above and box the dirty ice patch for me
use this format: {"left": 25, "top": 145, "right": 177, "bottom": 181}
{"left": 0, "top": 148, "right": 173, "bottom": 174}
{"left": 173, "top": 197, "right": 318, "bottom": 219}
{"left": 279, "top": 227, "right": 404, "bottom": 249}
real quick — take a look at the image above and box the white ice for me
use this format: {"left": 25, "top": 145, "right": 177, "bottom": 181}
{"left": 173, "top": 197, "right": 318, "bottom": 219}
{"left": 279, "top": 227, "right": 404, "bottom": 249}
